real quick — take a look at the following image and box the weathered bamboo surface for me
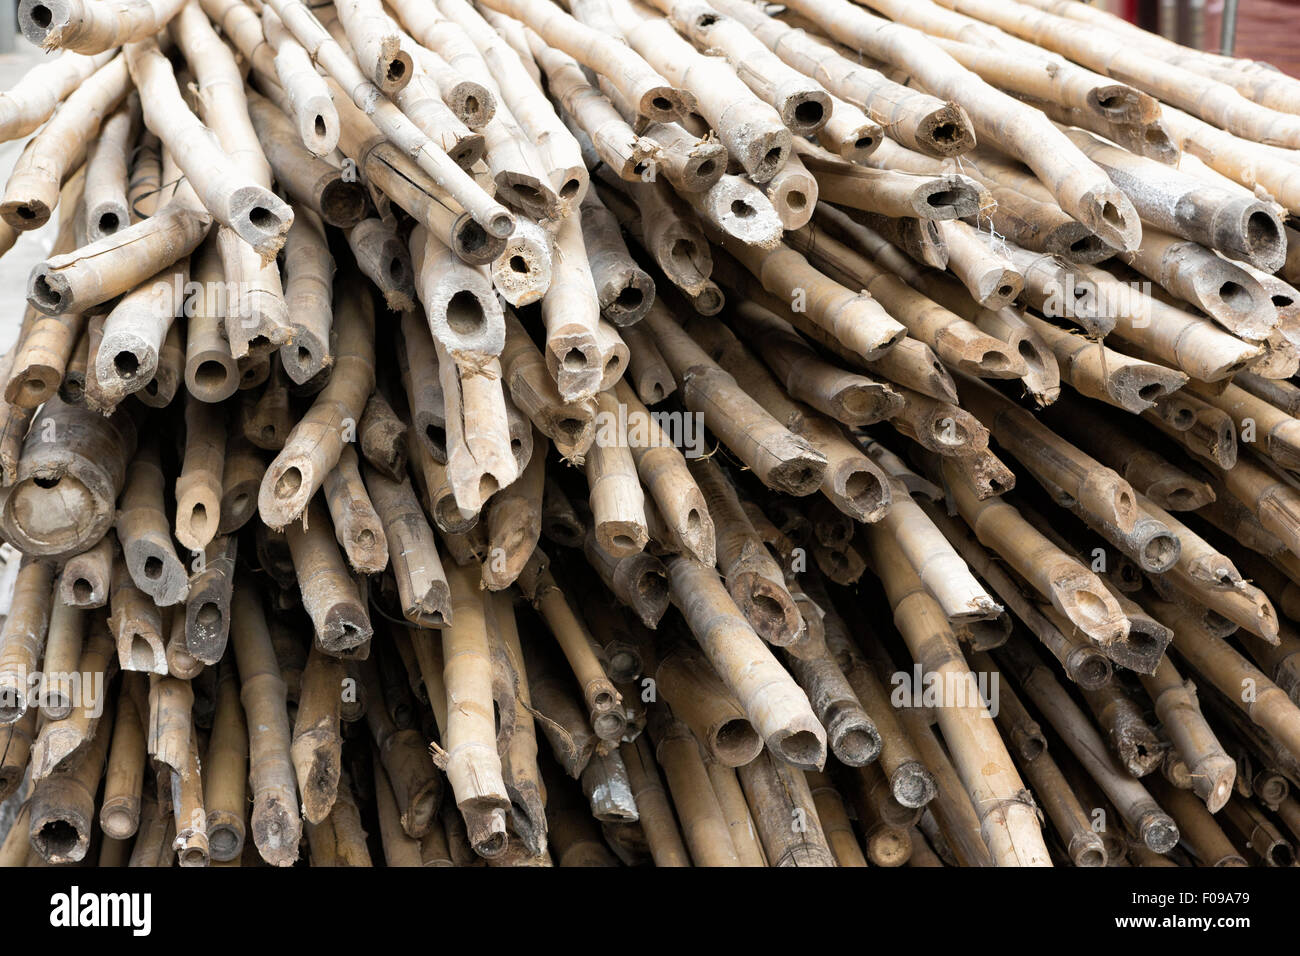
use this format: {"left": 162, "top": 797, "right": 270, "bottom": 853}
{"left": 0, "top": 0, "right": 1298, "bottom": 870}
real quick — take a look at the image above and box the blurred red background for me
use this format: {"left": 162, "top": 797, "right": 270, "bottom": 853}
{"left": 1126, "top": 0, "right": 1300, "bottom": 76}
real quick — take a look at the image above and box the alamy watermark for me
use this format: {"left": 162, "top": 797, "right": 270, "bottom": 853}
{"left": 592, "top": 402, "right": 707, "bottom": 459}
{"left": 890, "top": 663, "right": 1000, "bottom": 718}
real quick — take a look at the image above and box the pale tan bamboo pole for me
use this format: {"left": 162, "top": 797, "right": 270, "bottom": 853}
{"left": 971, "top": 650, "right": 1107, "bottom": 866}
{"left": 1208, "top": 452, "right": 1300, "bottom": 558}
{"left": 230, "top": 578, "right": 301, "bottom": 865}
{"left": 867, "top": 527, "right": 1051, "bottom": 865}
{"left": 170, "top": 392, "right": 224, "bottom": 554}
{"left": 1044, "top": 399, "right": 1215, "bottom": 511}
{"left": 99, "top": 675, "right": 145, "bottom": 839}
{"left": 358, "top": 388, "right": 409, "bottom": 478}
{"left": 817, "top": 598, "right": 936, "bottom": 807}
{"left": 806, "top": 771, "right": 866, "bottom": 867}
{"left": 124, "top": 38, "right": 293, "bottom": 259}
{"left": 0, "top": 396, "right": 135, "bottom": 559}
{"left": 258, "top": 275, "right": 373, "bottom": 528}
{"left": 219, "top": 433, "right": 263, "bottom": 536}
{"left": 644, "top": 705, "right": 740, "bottom": 866}
{"left": 107, "top": 552, "right": 167, "bottom": 675}
{"left": 710, "top": 0, "right": 972, "bottom": 157}
{"left": 1222, "top": 796, "right": 1295, "bottom": 867}
{"left": 943, "top": 458, "right": 1128, "bottom": 647}
{"left": 687, "top": 458, "right": 803, "bottom": 647}
{"left": 788, "top": 0, "right": 1142, "bottom": 249}
{"left": 428, "top": 560, "right": 509, "bottom": 857}
{"left": 435, "top": 342, "right": 517, "bottom": 518}
{"left": 729, "top": 302, "right": 902, "bottom": 427}
{"left": 345, "top": 217, "right": 415, "bottom": 312}
{"left": 436, "top": 0, "right": 589, "bottom": 210}
{"left": 921, "top": 500, "right": 1113, "bottom": 688}
{"left": 1147, "top": 776, "right": 1245, "bottom": 867}
{"left": 202, "top": 670, "right": 245, "bottom": 861}
{"left": 481, "top": 439, "right": 544, "bottom": 591}
{"left": 666, "top": 554, "right": 826, "bottom": 770}
{"left": 499, "top": 311, "right": 595, "bottom": 463}
{"left": 612, "top": 381, "right": 713, "bottom": 561}
{"left": 533, "top": 212, "right": 602, "bottom": 402}
{"left": 172, "top": 4, "right": 292, "bottom": 355}
{"left": 1148, "top": 596, "right": 1300, "bottom": 762}
{"left": 638, "top": 121, "right": 726, "bottom": 193}
{"left": 868, "top": 464, "right": 1000, "bottom": 624}
{"left": 1140, "top": 495, "right": 1277, "bottom": 644}
{"left": 304, "top": 769, "right": 373, "bottom": 866}
{"left": 653, "top": 640, "right": 761, "bottom": 768}
{"left": 582, "top": 531, "right": 669, "bottom": 630}
{"left": 0, "top": 56, "right": 126, "bottom": 232}
{"left": 82, "top": 92, "right": 138, "bottom": 241}
{"left": 320, "top": 446, "right": 388, "bottom": 576}
{"left": 476, "top": 0, "right": 685, "bottom": 124}
{"left": 0, "top": 49, "right": 116, "bottom": 142}
{"left": 579, "top": 190, "right": 654, "bottom": 326}
{"left": 352, "top": 659, "right": 439, "bottom": 838}
{"left": 285, "top": 499, "right": 373, "bottom": 655}
{"left": 247, "top": 105, "right": 358, "bottom": 234}
{"left": 0, "top": 557, "right": 53, "bottom": 722}
{"left": 115, "top": 436, "right": 191, "bottom": 607}
{"left": 583, "top": 389, "right": 648, "bottom": 558}
{"left": 715, "top": 233, "right": 907, "bottom": 362}
{"left": 517, "top": 552, "right": 625, "bottom": 739}
{"left": 40, "top": 598, "right": 84, "bottom": 720}
{"left": 409, "top": 224, "right": 505, "bottom": 357}
{"left": 646, "top": 312, "right": 822, "bottom": 496}
{"left": 597, "top": 0, "right": 789, "bottom": 182}
{"left": 736, "top": 749, "right": 835, "bottom": 867}
{"left": 332, "top": 0, "right": 414, "bottom": 94}
{"left": 796, "top": 142, "right": 982, "bottom": 222}
{"left": 937, "top": 0, "right": 1300, "bottom": 151}
{"left": 0, "top": 703, "right": 34, "bottom": 799}
{"left": 248, "top": 5, "right": 339, "bottom": 155}
{"left": 959, "top": 374, "right": 1139, "bottom": 533}
{"left": 651, "top": 0, "right": 830, "bottom": 136}
{"left": 1019, "top": 313, "right": 1186, "bottom": 415}
{"left": 704, "top": 761, "right": 767, "bottom": 866}
{"left": 753, "top": 148, "right": 817, "bottom": 231}
{"left": 28, "top": 697, "right": 113, "bottom": 863}
{"left": 483, "top": 596, "right": 547, "bottom": 855}
{"left": 1135, "top": 653, "right": 1235, "bottom": 814}
{"left": 595, "top": 177, "right": 713, "bottom": 301}
{"left": 619, "top": 736, "right": 690, "bottom": 865}
{"left": 996, "top": 637, "right": 1178, "bottom": 854}
{"left": 267, "top": 0, "right": 514, "bottom": 239}
{"left": 179, "top": 238, "right": 237, "bottom": 403}
{"left": 364, "top": 464, "right": 451, "bottom": 627}
{"left": 1142, "top": 393, "right": 1238, "bottom": 470}
{"left": 841, "top": 761, "right": 916, "bottom": 866}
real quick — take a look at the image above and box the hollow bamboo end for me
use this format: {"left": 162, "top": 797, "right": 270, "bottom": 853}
{"left": 916, "top": 103, "right": 976, "bottom": 158}
{"left": 317, "top": 179, "right": 368, "bottom": 230}
{"left": 1138, "top": 811, "right": 1179, "bottom": 854}
{"left": 0, "top": 195, "right": 51, "bottom": 232}
{"left": 251, "top": 793, "right": 303, "bottom": 867}
{"left": 891, "top": 761, "right": 939, "bottom": 809}
{"left": 765, "top": 723, "right": 826, "bottom": 772}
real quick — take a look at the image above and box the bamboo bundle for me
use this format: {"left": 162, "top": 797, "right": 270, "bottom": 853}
{"left": 0, "top": 0, "right": 1297, "bottom": 874}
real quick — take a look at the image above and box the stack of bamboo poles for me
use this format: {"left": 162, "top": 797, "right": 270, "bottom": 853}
{"left": 1, "top": 0, "right": 1300, "bottom": 869}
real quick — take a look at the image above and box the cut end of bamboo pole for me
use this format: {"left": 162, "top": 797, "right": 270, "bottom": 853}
{"left": 227, "top": 186, "right": 295, "bottom": 262}
{"left": 318, "top": 179, "right": 369, "bottom": 230}
{"left": 891, "top": 760, "right": 939, "bottom": 809}
{"left": 1077, "top": 185, "right": 1142, "bottom": 253}
{"left": 1137, "top": 809, "right": 1180, "bottom": 854}
{"left": 251, "top": 791, "right": 303, "bottom": 867}
{"left": 916, "top": 103, "right": 976, "bottom": 158}
{"left": 764, "top": 718, "right": 827, "bottom": 772}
